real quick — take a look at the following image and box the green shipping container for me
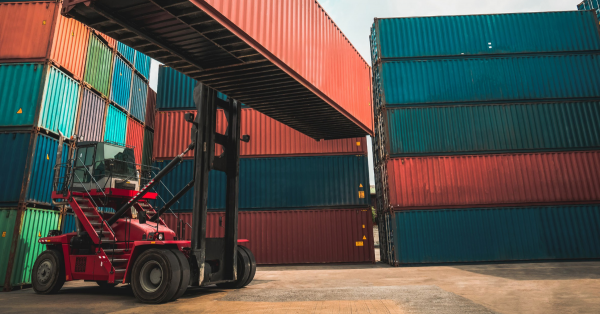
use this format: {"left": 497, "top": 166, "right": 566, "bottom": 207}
{"left": 84, "top": 34, "right": 113, "bottom": 97}
{"left": 9, "top": 208, "right": 61, "bottom": 287}
{"left": 142, "top": 129, "right": 153, "bottom": 167}
{"left": 0, "top": 63, "right": 81, "bottom": 137}
{"left": 0, "top": 209, "right": 17, "bottom": 288}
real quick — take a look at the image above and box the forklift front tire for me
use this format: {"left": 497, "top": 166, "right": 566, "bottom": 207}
{"left": 32, "top": 250, "right": 66, "bottom": 294}
{"left": 216, "top": 245, "right": 252, "bottom": 289}
{"left": 131, "top": 249, "right": 182, "bottom": 304}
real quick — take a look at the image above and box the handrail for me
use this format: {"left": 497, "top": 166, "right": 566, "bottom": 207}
{"left": 76, "top": 155, "right": 107, "bottom": 200}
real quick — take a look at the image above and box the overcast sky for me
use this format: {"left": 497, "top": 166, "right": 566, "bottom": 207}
{"left": 149, "top": 0, "right": 584, "bottom": 185}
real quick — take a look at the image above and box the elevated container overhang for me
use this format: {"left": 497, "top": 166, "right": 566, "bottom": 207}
{"left": 62, "top": 0, "right": 373, "bottom": 140}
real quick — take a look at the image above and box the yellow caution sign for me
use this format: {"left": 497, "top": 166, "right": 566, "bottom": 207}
{"left": 46, "top": 154, "right": 50, "bottom": 160}
{"left": 359, "top": 184, "right": 363, "bottom": 188}
{"left": 358, "top": 191, "right": 365, "bottom": 199}
{"left": 356, "top": 141, "right": 361, "bottom": 146}
{"left": 2, "top": 231, "right": 6, "bottom": 237}
{"left": 355, "top": 241, "right": 364, "bottom": 247}
{"left": 362, "top": 224, "right": 365, "bottom": 229}
{"left": 38, "top": 231, "right": 41, "bottom": 237}
{"left": 363, "top": 235, "right": 367, "bottom": 240}
{"left": 17, "top": 108, "right": 22, "bottom": 114}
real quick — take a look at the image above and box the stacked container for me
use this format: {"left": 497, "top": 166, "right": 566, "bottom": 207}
{"left": 370, "top": 11, "right": 600, "bottom": 265}
{"left": 152, "top": 65, "right": 375, "bottom": 264}
{"left": 578, "top": 0, "right": 600, "bottom": 20}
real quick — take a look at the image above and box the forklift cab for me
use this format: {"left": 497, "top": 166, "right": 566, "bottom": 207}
{"left": 71, "top": 141, "right": 140, "bottom": 192}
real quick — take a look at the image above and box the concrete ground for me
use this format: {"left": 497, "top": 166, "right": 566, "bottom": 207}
{"left": 2, "top": 261, "right": 600, "bottom": 314}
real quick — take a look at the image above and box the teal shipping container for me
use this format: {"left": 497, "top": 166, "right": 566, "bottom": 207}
{"left": 117, "top": 41, "right": 136, "bottom": 65}
{"left": 153, "top": 155, "right": 370, "bottom": 211}
{"left": 61, "top": 213, "right": 77, "bottom": 234}
{"left": 110, "top": 55, "right": 133, "bottom": 111}
{"left": 130, "top": 73, "right": 148, "bottom": 122}
{"left": 0, "top": 208, "right": 17, "bottom": 288}
{"left": 9, "top": 208, "right": 60, "bottom": 288}
{"left": 578, "top": 1, "right": 600, "bottom": 20}
{"left": 0, "top": 132, "right": 69, "bottom": 206}
{"left": 156, "top": 65, "right": 196, "bottom": 110}
{"left": 104, "top": 104, "right": 127, "bottom": 145}
{"left": 134, "top": 51, "right": 151, "bottom": 79}
{"left": 377, "top": 54, "right": 600, "bottom": 106}
{"left": 384, "top": 102, "right": 600, "bottom": 156}
{"left": 387, "top": 205, "right": 600, "bottom": 265}
{"left": 370, "top": 11, "right": 600, "bottom": 63}
{"left": 0, "top": 63, "right": 80, "bottom": 137}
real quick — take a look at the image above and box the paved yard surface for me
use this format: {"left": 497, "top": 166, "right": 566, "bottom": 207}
{"left": 2, "top": 261, "right": 599, "bottom": 314}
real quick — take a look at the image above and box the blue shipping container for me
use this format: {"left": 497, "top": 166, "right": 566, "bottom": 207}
{"left": 153, "top": 155, "right": 370, "bottom": 211}
{"left": 379, "top": 54, "right": 600, "bottom": 106}
{"left": 110, "top": 55, "right": 133, "bottom": 111}
{"left": 371, "top": 11, "right": 600, "bottom": 62}
{"left": 117, "top": 41, "right": 136, "bottom": 65}
{"left": 391, "top": 205, "right": 600, "bottom": 265}
{"left": 130, "top": 73, "right": 148, "bottom": 122}
{"left": 134, "top": 51, "right": 151, "bottom": 79}
{"left": 0, "top": 132, "right": 69, "bottom": 206}
{"left": 61, "top": 213, "right": 77, "bottom": 234}
{"left": 104, "top": 104, "right": 127, "bottom": 145}
{"left": 156, "top": 65, "right": 197, "bottom": 110}
{"left": 384, "top": 102, "right": 600, "bottom": 156}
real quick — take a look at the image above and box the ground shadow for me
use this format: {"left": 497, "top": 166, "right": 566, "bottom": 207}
{"left": 257, "top": 261, "right": 391, "bottom": 271}
{"left": 453, "top": 261, "right": 600, "bottom": 281}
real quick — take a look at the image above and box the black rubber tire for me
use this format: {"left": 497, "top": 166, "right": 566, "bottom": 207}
{"left": 32, "top": 250, "right": 65, "bottom": 294}
{"left": 96, "top": 281, "right": 118, "bottom": 289}
{"left": 216, "top": 246, "right": 251, "bottom": 289}
{"left": 131, "top": 249, "right": 182, "bottom": 304}
{"left": 169, "top": 249, "right": 190, "bottom": 301}
{"left": 239, "top": 246, "right": 256, "bottom": 287}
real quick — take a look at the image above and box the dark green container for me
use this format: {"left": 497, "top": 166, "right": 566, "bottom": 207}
{"left": 142, "top": 129, "right": 153, "bottom": 167}
{"left": 0, "top": 208, "right": 17, "bottom": 288}
{"left": 84, "top": 34, "right": 113, "bottom": 97}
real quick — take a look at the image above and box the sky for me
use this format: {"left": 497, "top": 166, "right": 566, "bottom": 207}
{"left": 149, "top": 0, "right": 584, "bottom": 185}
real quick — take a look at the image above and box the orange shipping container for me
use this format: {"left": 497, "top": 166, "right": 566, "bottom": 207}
{"left": 126, "top": 118, "right": 144, "bottom": 167}
{"left": 0, "top": 2, "right": 89, "bottom": 80}
{"left": 154, "top": 109, "right": 367, "bottom": 159}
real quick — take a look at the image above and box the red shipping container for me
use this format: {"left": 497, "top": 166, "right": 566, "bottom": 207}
{"left": 0, "top": 2, "right": 90, "bottom": 80}
{"left": 386, "top": 151, "right": 600, "bottom": 210}
{"left": 162, "top": 209, "right": 375, "bottom": 264}
{"left": 154, "top": 109, "right": 367, "bottom": 159}
{"left": 126, "top": 117, "right": 144, "bottom": 167}
{"left": 145, "top": 88, "right": 156, "bottom": 130}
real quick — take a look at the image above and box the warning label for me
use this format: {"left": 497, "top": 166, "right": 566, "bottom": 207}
{"left": 358, "top": 191, "right": 365, "bottom": 199}
{"left": 355, "top": 241, "right": 364, "bottom": 247}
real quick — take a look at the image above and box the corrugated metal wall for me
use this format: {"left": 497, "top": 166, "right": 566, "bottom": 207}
{"left": 153, "top": 155, "right": 370, "bottom": 211}
{"left": 110, "top": 55, "right": 132, "bottom": 111}
{"left": 39, "top": 65, "right": 80, "bottom": 137}
{"left": 162, "top": 209, "right": 375, "bottom": 264}
{"left": 25, "top": 134, "right": 69, "bottom": 206}
{"left": 156, "top": 65, "right": 196, "bottom": 110}
{"left": 0, "top": 63, "right": 45, "bottom": 128}
{"left": 0, "top": 133, "right": 30, "bottom": 205}
{"left": 578, "top": 0, "right": 600, "bottom": 20}
{"left": 134, "top": 51, "right": 150, "bottom": 79}
{"left": 145, "top": 88, "right": 156, "bottom": 130}
{"left": 49, "top": 11, "right": 90, "bottom": 80}
{"left": 126, "top": 118, "right": 144, "bottom": 167}
{"left": 76, "top": 88, "right": 106, "bottom": 142}
{"left": 117, "top": 41, "right": 135, "bottom": 65}
{"left": 129, "top": 73, "right": 147, "bottom": 122}
{"left": 84, "top": 34, "right": 113, "bottom": 97}
{"left": 392, "top": 206, "right": 600, "bottom": 264}
{"left": 0, "top": 209, "right": 17, "bottom": 286}
{"left": 61, "top": 213, "right": 77, "bottom": 234}
{"left": 142, "top": 129, "right": 153, "bottom": 167}
{"left": 104, "top": 104, "right": 127, "bottom": 145}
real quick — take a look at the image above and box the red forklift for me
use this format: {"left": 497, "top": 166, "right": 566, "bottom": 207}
{"left": 32, "top": 86, "right": 256, "bottom": 303}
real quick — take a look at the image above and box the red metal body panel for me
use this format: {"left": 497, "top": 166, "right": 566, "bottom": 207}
{"left": 0, "top": 2, "right": 90, "bottom": 79}
{"left": 386, "top": 151, "right": 600, "bottom": 209}
{"left": 154, "top": 109, "right": 367, "bottom": 159}
{"left": 145, "top": 88, "right": 156, "bottom": 130}
{"left": 163, "top": 209, "right": 376, "bottom": 264}
{"left": 126, "top": 117, "right": 144, "bottom": 167}
{"left": 200, "top": 0, "right": 373, "bottom": 135}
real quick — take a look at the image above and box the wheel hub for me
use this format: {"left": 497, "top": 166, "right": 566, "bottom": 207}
{"left": 140, "top": 261, "right": 163, "bottom": 293}
{"left": 37, "top": 260, "right": 53, "bottom": 284}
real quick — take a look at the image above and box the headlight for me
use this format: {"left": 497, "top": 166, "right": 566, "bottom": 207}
{"left": 157, "top": 233, "right": 164, "bottom": 241}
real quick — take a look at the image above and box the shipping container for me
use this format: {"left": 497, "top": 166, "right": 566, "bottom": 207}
{"left": 9, "top": 208, "right": 60, "bottom": 287}
{"left": 93, "top": 29, "right": 116, "bottom": 49}
{"left": 0, "top": 2, "right": 90, "bottom": 79}
{"left": 154, "top": 109, "right": 367, "bottom": 159}
{"left": 162, "top": 208, "right": 375, "bottom": 264}
{"left": 0, "top": 208, "right": 17, "bottom": 288}
{"left": 377, "top": 54, "right": 600, "bottom": 106}
{"left": 117, "top": 41, "right": 135, "bottom": 65}
{"left": 153, "top": 155, "right": 370, "bottom": 211}
{"left": 370, "top": 11, "right": 600, "bottom": 63}
{"left": 134, "top": 51, "right": 151, "bottom": 79}
{"left": 75, "top": 88, "right": 106, "bottom": 142}
{"left": 156, "top": 65, "right": 196, "bottom": 110}
{"left": 61, "top": 212, "right": 77, "bottom": 234}
{"left": 142, "top": 129, "right": 153, "bottom": 167}
{"left": 578, "top": 1, "right": 600, "bottom": 20}
{"left": 65, "top": 0, "right": 373, "bottom": 139}
{"left": 104, "top": 104, "right": 127, "bottom": 146}
{"left": 84, "top": 34, "right": 113, "bottom": 97}
{"left": 385, "top": 151, "right": 600, "bottom": 210}
{"left": 145, "top": 88, "right": 156, "bottom": 130}
{"left": 129, "top": 73, "right": 148, "bottom": 122}
{"left": 383, "top": 102, "right": 600, "bottom": 156}
{"left": 110, "top": 55, "right": 133, "bottom": 110}
{"left": 0, "top": 132, "right": 69, "bottom": 206}
{"left": 388, "top": 205, "right": 600, "bottom": 265}
{"left": 126, "top": 118, "right": 144, "bottom": 167}
{"left": 0, "top": 63, "right": 80, "bottom": 137}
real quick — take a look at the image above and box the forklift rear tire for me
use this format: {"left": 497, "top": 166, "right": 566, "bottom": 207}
{"left": 96, "top": 281, "right": 118, "bottom": 289}
{"left": 216, "top": 245, "right": 252, "bottom": 289}
{"left": 131, "top": 249, "right": 182, "bottom": 304}
{"left": 32, "top": 249, "right": 65, "bottom": 294}
{"left": 239, "top": 246, "right": 256, "bottom": 287}
{"left": 169, "top": 249, "right": 191, "bottom": 301}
